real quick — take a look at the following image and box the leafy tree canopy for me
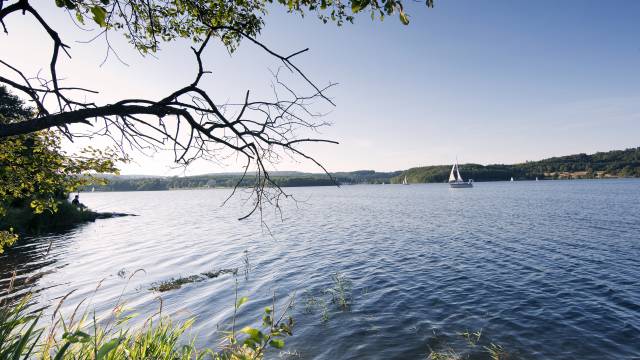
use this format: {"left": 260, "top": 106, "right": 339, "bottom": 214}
{"left": 57, "top": 0, "right": 433, "bottom": 54}
{"left": 0, "top": 86, "right": 122, "bottom": 253}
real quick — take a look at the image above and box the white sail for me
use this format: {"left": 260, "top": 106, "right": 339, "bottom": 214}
{"left": 456, "top": 165, "right": 463, "bottom": 182}
{"left": 448, "top": 164, "right": 457, "bottom": 182}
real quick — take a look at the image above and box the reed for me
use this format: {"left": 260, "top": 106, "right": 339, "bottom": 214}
{"left": 0, "top": 288, "right": 292, "bottom": 359}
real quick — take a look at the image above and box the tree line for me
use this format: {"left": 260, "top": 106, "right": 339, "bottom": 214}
{"left": 395, "top": 148, "right": 640, "bottom": 184}
{"left": 87, "top": 148, "right": 640, "bottom": 192}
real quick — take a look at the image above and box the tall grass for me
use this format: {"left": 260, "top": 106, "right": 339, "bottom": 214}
{"left": 0, "top": 295, "right": 43, "bottom": 359}
{"left": 0, "top": 287, "right": 293, "bottom": 359}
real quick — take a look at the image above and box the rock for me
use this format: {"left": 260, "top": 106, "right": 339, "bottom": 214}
{"left": 93, "top": 212, "right": 137, "bottom": 219}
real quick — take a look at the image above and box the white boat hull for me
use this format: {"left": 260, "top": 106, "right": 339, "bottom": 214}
{"left": 449, "top": 182, "right": 473, "bottom": 188}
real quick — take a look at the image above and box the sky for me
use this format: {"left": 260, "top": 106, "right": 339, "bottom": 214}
{"left": 1, "top": 0, "right": 639, "bottom": 175}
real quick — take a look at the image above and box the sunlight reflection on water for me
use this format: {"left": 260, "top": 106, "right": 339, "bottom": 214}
{"left": 2, "top": 179, "right": 640, "bottom": 359}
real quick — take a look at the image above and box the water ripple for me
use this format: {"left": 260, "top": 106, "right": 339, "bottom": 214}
{"left": 1, "top": 180, "right": 640, "bottom": 359}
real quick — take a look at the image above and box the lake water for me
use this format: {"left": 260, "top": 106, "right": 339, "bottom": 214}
{"left": 1, "top": 180, "right": 640, "bottom": 359}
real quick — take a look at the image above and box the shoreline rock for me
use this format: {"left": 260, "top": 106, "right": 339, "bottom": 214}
{"left": 88, "top": 211, "right": 138, "bottom": 220}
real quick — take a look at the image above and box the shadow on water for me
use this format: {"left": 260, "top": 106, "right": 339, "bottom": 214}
{"left": 0, "top": 227, "right": 83, "bottom": 304}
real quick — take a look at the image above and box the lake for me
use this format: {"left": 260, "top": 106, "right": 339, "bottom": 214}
{"left": 1, "top": 180, "right": 640, "bottom": 359}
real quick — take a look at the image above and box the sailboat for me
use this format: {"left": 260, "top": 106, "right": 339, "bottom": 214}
{"left": 449, "top": 162, "right": 473, "bottom": 188}
{"left": 402, "top": 175, "right": 409, "bottom": 185}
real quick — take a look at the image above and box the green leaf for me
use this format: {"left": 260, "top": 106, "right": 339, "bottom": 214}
{"left": 399, "top": 11, "right": 410, "bottom": 25}
{"left": 352, "top": 0, "right": 369, "bottom": 13}
{"left": 115, "top": 312, "right": 139, "bottom": 326}
{"left": 351, "top": 1, "right": 362, "bottom": 12}
{"left": 62, "top": 330, "right": 91, "bottom": 343}
{"left": 236, "top": 296, "right": 248, "bottom": 308}
{"left": 90, "top": 6, "right": 108, "bottom": 27}
{"left": 262, "top": 315, "right": 272, "bottom": 327}
{"left": 269, "top": 339, "right": 285, "bottom": 349}
{"left": 12, "top": 313, "right": 41, "bottom": 360}
{"left": 96, "top": 338, "right": 121, "bottom": 359}
{"left": 75, "top": 11, "right": 85, "bottom": 25}
{"left": 264, "top": 306, "right": 272, "bottom": 314}
{"left": 240, "top": 327, "right": 264, "bottom": 341}
{"left": 53, "top": 342, "right": 72, "bottom": 360}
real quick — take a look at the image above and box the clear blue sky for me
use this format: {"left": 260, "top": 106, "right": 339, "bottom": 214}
{"left": 2, "top": 0, "right": 639, "bottom": 175}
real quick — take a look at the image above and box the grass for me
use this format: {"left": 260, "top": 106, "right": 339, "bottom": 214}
{"left": 0, "top": 294, "right": 212, "bottom": 359}
{"left": 427, "top": 349, "right": 463, "bottom": 360}
{"left": 485, "top": 343, "right": 510, "bottom": 360}
{"left": 0, "top": 295, "right": 43, "bottom": 359}
{"left": 302, "top": 272, "right": 354, "bottom": 323}
{"left": 427, "top": 329, "right": 512, "bottom": 360}
{"left": 1, "top": 258, "right": 293, "bottom": 360}
{"left": 459, "top": 329, "right": 482, "bottom": 347}
{"left": 0, "top": 288, "right": 293, "bottom": 360}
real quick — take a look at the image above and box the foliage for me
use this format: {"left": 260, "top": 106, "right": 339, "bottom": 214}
{"left": 89, "top": 170, "right": 400, "bottom": 191}
{"left": 302, "top": 271, "right": 353, "bottom": 323}
{"left": 0, "top": 86, "right": 123, "bottom": 252}
{"left": 427, "top": 329, "right": 515, "bottom": 360}
{"left": 234, "top": 305, "right": 294, "bottom": 358}
{"left": 303, "top": 294, "right": 329, "bottom": 322}
{"left": 88, "top": 146, "right": 640, "bottom": 192}
{"left": 0, "top": 291, "right": 293, "bottom": 360}
{"left": 395, "top": 147, "right": 640, "bottom": 184}
{"left": 325, "top": 271, "right": 352, "bottom": 311}
{"left": 0, "top": 200, "right": 103, "bottom": 237}
{"left": 459, "top": 329, "right": 482, "bottom": 347}
{"left": 56, "top": 0, "right": 435, "bottom": 56}
{"left": 514, "top": 148, "right": 640, "bottom": 178}
{"left": 485, "top": 343, "right": 510, "bottom": 360}
{"left": 0, "top": 295, "right": 44, "bottom": 359}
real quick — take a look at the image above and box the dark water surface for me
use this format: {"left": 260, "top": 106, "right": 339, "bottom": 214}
{"left": 1, "top": 180, "right": 640, "bottom": 359}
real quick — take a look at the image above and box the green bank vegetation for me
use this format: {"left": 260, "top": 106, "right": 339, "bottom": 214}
{"left": 396, "top": 147, "right": 640, "bottom": 184}
{"left": 90, "top": 170, "right": 401, "bottom": 191}
{"left": 0, "top": 201, "right": 104, "bottom": 235}
{"left": 88, "top": 147, "right": 640, "bottom": 191}
{"left": 0, "top": 86, "right": 122, "bottom": 253}
{"left": 0, "top": 292, "right": 293, "bottom": 360}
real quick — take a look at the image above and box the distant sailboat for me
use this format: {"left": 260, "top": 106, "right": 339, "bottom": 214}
{"left": 510, "top": 177, "right": 514, "bottom": 182}
{"left": 402, "top": 175, "right": 409, "bottom": 185}
{"left": 449, "top": 162, "right": 473, "bottom": 188}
